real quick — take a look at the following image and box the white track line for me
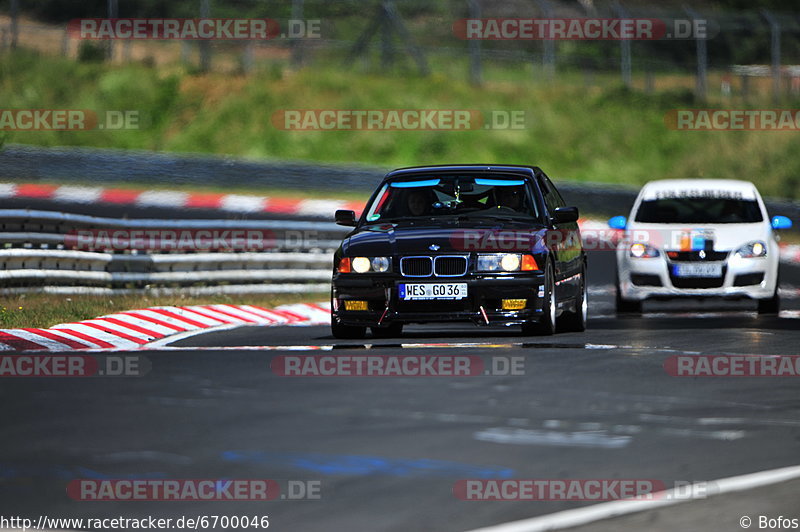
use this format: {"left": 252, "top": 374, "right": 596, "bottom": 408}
{"left": 144, "top": 315, "right": 323, "bottom": 348}
{"left": 146, "top": 323, "right": 250, "bottom": 348}
{"left": 464, "top": 464, "right": 800, "bottom": 532}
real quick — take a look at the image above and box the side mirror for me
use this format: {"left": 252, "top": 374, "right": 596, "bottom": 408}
{"left": 772, "top": 215, "right": 793, "bottom": 230}
{"left": 552, "top": 206, "right": 579, "bottom": 225}
{"left": 335, "top": 209, "right": 357, "bottom": 227}
{"left": 608, "top": 215, "right": 627, "bottom": 230}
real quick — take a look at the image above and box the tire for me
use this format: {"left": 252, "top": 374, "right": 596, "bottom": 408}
{"left": 757, "top": 291, "right": 780, "bottom": 315}
{"left": 522, "top": 261, "right": 556, "bottom": 336}
{"left": 615, "top": 284, "right": 642, "bottom": 315}
{"left": 331, "top": 321, "right": 367, "bottom": 339}
{"left": 559, "top": 267, "right": 587, "bottom": 332}
{"left": 371, "top": 323, "right": 403, "bottom": 338}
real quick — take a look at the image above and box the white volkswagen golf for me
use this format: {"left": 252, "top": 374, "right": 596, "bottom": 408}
{"left": 609, "top": 179, "right": 793, "bottom": 314}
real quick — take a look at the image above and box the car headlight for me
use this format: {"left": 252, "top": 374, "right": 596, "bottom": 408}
{"left": 352, "top": 257, "right": 371, "bottom": 273}
{"left": 371, "top": 256, "right": 390, "bottom": 272}
{"left": 630, "top": 243, "right": 660, "bottom": 258}
{"left": 477, "top": 253, "right": 539, "bottom": 272}
{"left": 735, "top": 241, "right": 767, "bottom": 258}
{"left": 348, "top": 256, "right": 391, "bottom": 273}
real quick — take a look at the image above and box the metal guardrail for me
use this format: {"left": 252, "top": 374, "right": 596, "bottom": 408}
{"left": 4, "top": 145, "right": 798, "bottom": 223}
{"left": 0, "top": 144, "right": 386, "bottom": 193}
{"left": 0, "top": 209, "right": 349, "bottom": 294}
{"left": 0, "top": 208, "right": 348, "bottom": 232}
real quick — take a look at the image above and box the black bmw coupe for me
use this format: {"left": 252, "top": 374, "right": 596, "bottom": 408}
{"left": 330, "top": 165, "right": 587, "bottom": 339}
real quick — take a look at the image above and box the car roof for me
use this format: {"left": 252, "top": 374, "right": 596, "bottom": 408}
{"left": 384, "top": 165, "right": 541, "bottom": 182}
{"left": 639, "top": 179, "right": 760, "bottom": 200}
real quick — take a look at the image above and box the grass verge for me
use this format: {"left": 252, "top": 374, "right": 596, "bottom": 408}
{"left": 3, "top": 50, "right": 800, "bottom": 199}
{"left": 0, "top": 292, "right": 328, "bottom": 329}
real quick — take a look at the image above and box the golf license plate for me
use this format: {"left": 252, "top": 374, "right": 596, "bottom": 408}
{"left": 672, "top": 263, "right": 723, "bottom": 278}
{"left": 399, "top": 283, "right": 468, "bottom": 300}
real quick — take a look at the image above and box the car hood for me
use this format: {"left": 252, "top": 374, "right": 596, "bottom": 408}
{"left": 341, "top": 219, "right": 548, "bottom": 256}
{"left": 624, "top": 222, "right": 772, "bottom": 251}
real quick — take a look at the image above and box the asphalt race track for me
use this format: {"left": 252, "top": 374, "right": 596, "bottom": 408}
{"left": 2, "top": 251, "right": 800, "bottom": 531}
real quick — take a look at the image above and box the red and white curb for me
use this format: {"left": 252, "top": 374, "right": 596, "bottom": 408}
{"left": 783, "top": 244, "right": 800, "bottom": 264}
{"left": 2, "top": 183, "right": 796, "bottom": 263}
{"left": 0, "top": 182, "right": 363, "bottom": 218}
{"left": 0, "top": 302, "right": 331, "bottom": 352}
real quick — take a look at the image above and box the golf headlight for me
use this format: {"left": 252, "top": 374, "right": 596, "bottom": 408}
{"left": 477, "top": 253, "right": 522, "bottom": 272}
{"left": 630, "top": 243, "right": 660, "bottom": 258}
{"left": 735, "top": 241, "right": 767, "bottom": 258}
{"left": 350, "top": 256, "right": 390, "bottom": 273}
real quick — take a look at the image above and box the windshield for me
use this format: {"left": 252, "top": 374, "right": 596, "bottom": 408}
{"left": 363, "top": 175, "right": 539, "bottom": 222}
{"left": 634, "top": 197, "right": 763, "bottom": 224}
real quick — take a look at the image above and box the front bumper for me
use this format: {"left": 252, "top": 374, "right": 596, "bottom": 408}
{"left": 618, "top": 253, "right": 776, "bottom": 301}
{"left": 332, "top": 273, "right": 546, "bottom": 327}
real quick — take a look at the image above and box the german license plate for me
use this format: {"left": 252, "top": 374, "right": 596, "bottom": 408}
{"left": 673, "top": 263, "right": 723, "bottom": 278}
{"left": 398, "top": 283, "right": 468, "bottom": 300}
